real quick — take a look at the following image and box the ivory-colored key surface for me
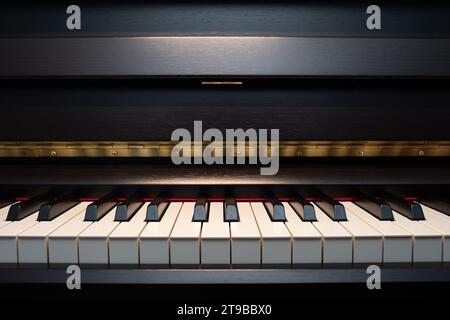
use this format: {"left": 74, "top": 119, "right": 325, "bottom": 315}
{"left": 78, "top": 209, "right": 120, "bottom": 264}
{"left": 48, "top": 203, "right": 93, "bottom": 264}
{"left": 312, "top": 204, "right": 352, "bottom": 264}
{"left": 345, "top": 202, "right": 413, "bottom": 263}
{"left": 251, "top": 202, "right": 291, "bottom": 264}
{"left": 420, "top": 204, "right": 450, "bottom": 261}
{"left": 108, "top": 204, "right": 148, "bottom": 265}
{"left": 201, "top": 202, "right": 230, "bottom": 264}
{"left": 170, "top": 202, "right": 202, "bottom": 264}
{"left": 0, "top": 204, "right": 15, "bottom": 229}
{"left": 392, "top": 210, "right": 442, "bottom": 262}
{"left": 230, "top": 202, "right": 261, "bottom": 264}
{"left": 0, "top": 212, "right": 39, "bottom": 263}
{"left": 140, "top": 202, "right": 182, "bottom": 264}
{"left": 340, "top": 203, "right": 383, "bottom": 263}
{"left": 282, "top": 202, "right": 322, "bottom": 264}
{"left": 17, "top": 203, "right": 89, "bottom": 264}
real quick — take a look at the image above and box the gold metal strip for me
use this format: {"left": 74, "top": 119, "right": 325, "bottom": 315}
{"left": 0, "top": 141, "right": 449, "bottom": 157}
{"left": 201, "top": 81, "right": 243, "bottom": 85}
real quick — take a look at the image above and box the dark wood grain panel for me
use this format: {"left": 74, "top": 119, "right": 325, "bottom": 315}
{"left": 2, "top": 37, "right": 450, "bottom": 77}
{"left": 1, "top": 78, "right": 450, "bottom": 141}
{"left": 1, "top": 105, "right": 450, "bottom": 141}
{"left": 1, "top": 267, "right": 449, "bottom": 284}
{"left": 0, "top": 162, "right": 449, "bottom": 185}
{"left": 2, "top": 1, "right": 450, "bottom": 37}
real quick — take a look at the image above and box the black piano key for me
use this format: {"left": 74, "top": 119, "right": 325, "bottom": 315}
{"left": 359, "top": 188, "right": 425, "bottom": 221}
{"left": 419, "top": 198, "right": 450, "bottom": 217}
{"left": 314, "top": 195, "right": 347, "bottom": 221}
{"left": 145, "top": 197, "right": 170, "bottom": 222}
{"left": 353, "top": 198, "right": 393, "bottom": 221}
{"left": 224, "top": 198, "right": 239, "bottom": 222}
{"left": 192, "top": 197, "right": 209, "bottom": 222}
{"left": 7, "top": 195, "right": 50, "bottom": 221}
{"left": 0, "top": 200, "right": 14, "bottom": 210}
{"left": 385, "top": 197, "right": 424, "bottom": 220}
{"left": 368, "top": 189, "right": 425, "bottom": 221}
{"left": 38, "top": 200, "right": 80, "bottom": 221}
{"left": 289, "top": 196, "right": 316, "bottom": 221}
{"left": 263, "top": 198, "right": 286, "bottom": 222}
{"left": 115, "top": 199, "right": 145, "bottom": 222}
{"left": 84, "top": 198, "right": 118, "bottom": 221}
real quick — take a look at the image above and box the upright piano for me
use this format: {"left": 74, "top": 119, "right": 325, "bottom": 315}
{"left": 1, "top": 0, "right": 450, "bottom": 301}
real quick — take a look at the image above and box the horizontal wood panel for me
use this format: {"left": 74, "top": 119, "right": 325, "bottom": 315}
{"left": 1, "top": 267, "right": 450, "bottom": 284}
{"left": 0, "top": 163, "right": 449, "bottom": 185}
{"left": 1, "top": 37, "right": 450, "bottom": 77}
{"left": 1, "top": 105, "right": 449, "bottom": 141}
{"left": 2, "top": 1, "right": 450, "bottom": 37}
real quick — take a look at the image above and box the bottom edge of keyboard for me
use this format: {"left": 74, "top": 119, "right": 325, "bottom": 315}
{"left": 0, "top": 265, "right": 449, "bottom": 284}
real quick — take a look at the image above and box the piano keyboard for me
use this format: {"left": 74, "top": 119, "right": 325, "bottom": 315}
{"left": 1, "top": 197, "right": 450, "bottom": 266}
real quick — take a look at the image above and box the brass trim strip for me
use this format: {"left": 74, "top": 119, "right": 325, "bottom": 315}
{"left": 201, "top": 81, "right": 243, "bottom": 85}
{"left": 0, "top": 141, "right": 449, "bottom": 157}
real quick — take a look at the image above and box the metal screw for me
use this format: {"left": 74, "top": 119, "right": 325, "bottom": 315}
{"left": 51, "top": 150, "right": 57, "bottom": 156}
{"left": 359, "top": 150, "right": 365, "bottom": 156}
{"left": 112, "top": 150, "right": 118, "bottom": 156}
{"left": 419, "top": 150, "right": 424, "bottom": 156}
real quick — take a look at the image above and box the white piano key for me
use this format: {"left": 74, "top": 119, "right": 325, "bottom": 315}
{"left": 420, "top": 204, "right": 450, "bottom": 261}
{"left": 345, "top": 202, "right": 413, "bottom": 263}
{"left": 251, "top": 202, "right": 291, "bottom": 264}
{"left": 78, "top": 209, "right": 120, "bottom": 264}
{"left": 282, "top": 202, "right": 322, "bottom": 264}
{"left": 48, "top": 203, "right": 93, "bottom": 264}
{"left": 108, "top": 203, "right": 148, "bottom": 265}
{"left": 421, "top": 203, "right": 450, "bottom": 224}
{"left": 0, "top": 212, "right": 39, "bottom": 263}
{"left": 170, "top": 202, "right": 202, "bottom": 264}
{"left": 17, "top": 202, "right": 89, "bottom": 264}
{"left": 230, "top": 202, "right": 261, "bottom": 264}
{"left": 140, "top": 202, "right": 182, "bottom": 264}
{"left": 201, "top": 202, "right": 230, "bottom": 264}
{"left": 339, "top": 203, "right": 383, "bottom": 263}
{"left": 0, "top": 203, "right": 15, "bottom": 229}
{"left": 392, "top": 209, "right": 442, "bottom": 262}
{"left": 311, "top": 204, "right": 352, "bottom": 264}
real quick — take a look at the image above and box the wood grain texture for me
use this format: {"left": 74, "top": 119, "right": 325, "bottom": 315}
{"left": 1, "top": 37, "right": 450, "bottom": 77}
{"left": 1, "top": 79, "right": 450, "bottom": 141}
{"left": 2, "top": 1, "right": 450, "bottom": 37}
{"left": 3, "top": 104, "right": 450, "bottom": 141}
{"left": 1, "top": 267, "right": 449, "bottom": 284}
{"left": 0, "top": 162, "right": 449, "bottom": 185}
